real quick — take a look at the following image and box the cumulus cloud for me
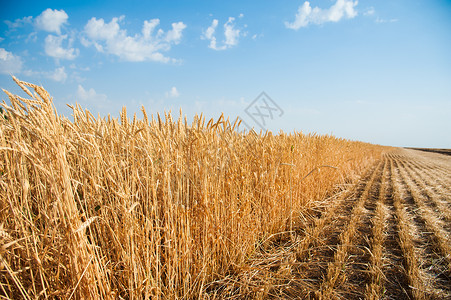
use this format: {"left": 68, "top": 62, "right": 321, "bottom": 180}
{"left": 224, "top": 17, "right": 241, "bottom": 47}
{"left": 77, "top": 85, "right": 108, "bottom": 102}
{"left": 165, "top": 86, "right": 180, "bottom": 98}
{"left": 35, "top": 9, "right": 68, "bottom": 34}
{"left": 44, "top": 34, "right": 79, "bottom": 60}
{"left": 285, "top": 0, "right": 358, "bottom": 29}
{"left": 202, "top": 17, "right": 243, "bottom": 50}
{"left": 0, "top": 48, "right": 23, "bottom": 74}
{"left": 203, "top": 19, "right": 220, "bottom": 49}
{"left": 49, "top": 67, "right": 67, "bottom": 82}
{"left": 83, "top": 16, "right": 186, "bottom": 62}
{"left": 165, "top": 22, "right": 186, "bottom": 44}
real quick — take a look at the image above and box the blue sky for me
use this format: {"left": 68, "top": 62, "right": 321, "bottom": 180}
{"left": 1, "top": 0, "right": 450, "bottom": 147}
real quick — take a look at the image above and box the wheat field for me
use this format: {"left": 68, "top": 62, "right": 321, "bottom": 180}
{"left": 1, "top": 77, "right": 391, "bottom": 299}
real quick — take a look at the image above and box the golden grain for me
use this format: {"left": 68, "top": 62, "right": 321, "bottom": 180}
{"left": 0, "top": 78, "right": 385, "bottom": 299}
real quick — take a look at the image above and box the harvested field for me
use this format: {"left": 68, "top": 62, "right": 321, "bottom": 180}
{"left": 407, "top": 148, "right": 451, "bottom": 156}
{"left": 1, "top": 79, "right": 450, "bottom": 299}
{"left": 218, "top": 148, "right": 451, "bottom": 299}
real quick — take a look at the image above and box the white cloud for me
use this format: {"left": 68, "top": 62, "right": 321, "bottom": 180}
{"left": 203, "top": 19, "right": 220, "bottom": 49}
{"left": 224, "top": 17, "right": 240, "bottom": 47}
{"left": 4, "top": 16, "right": 33, "bottom": 30}
{"left": 361, "top": 7, "right": 397, "bottom": 23}
{"left": 252, "top": 33, "right": 264, "bottom": 40}
{"left": 49, "top": 67, "right": 67, "bottom": 82}
{"left": 0, "top": 48, "right": 23, "bottom": 74}
{"left": 0, "top": 37, "right": 4, "bottom": 42}
{"left": 35, "top": 9, "right": 68, "bottom": 34}
{"left": 375, "top": 18, "right": 398, "bottom": 23}
{"left": 69, "top": 63, "right": 90, "bottom": 71}
{"left": 364, "top": 7, "right": 375, "bottom": 16}
{"left": 77, "top": 85, "right": 108, "bottom": 102}
{"left": 44, "top": 34, "right": 79, "bottom": 60}
{"left": 26, "top": 32, "right": 38, "bottom": 43}
{"left": 83, "top": 16, "right": 186, "bottom": 62}
{"left": 165, "top": 86, "right": 180, "bottom": 98}
{"left": 85, "top": 16, "right": 123, "bottom": 42}
{"left": 21, "top": 67, "right": 68, "bottom": 83}
{"left": 165, "top": 22, "right": 186, "bottom": 44}
{"left": 22, "top": 69, "right": 36, "bottom": 77}
{"left": 141, "top": 18, "right": 160, "bottom": 41}
{"left": 285, "top": 0, "right": 358, "bottom": 30}
{"left": 202, "top": 16, "right": 243, "bottom": 51}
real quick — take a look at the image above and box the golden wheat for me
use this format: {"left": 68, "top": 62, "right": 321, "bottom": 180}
{"left": 0, "top": 78, "right": 386, "bottom": 299}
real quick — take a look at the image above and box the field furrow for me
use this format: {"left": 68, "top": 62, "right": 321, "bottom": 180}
{"left": 391, "top": 157, "right": 451, "bottom": 298}
{"left": 286, "top": 162, "right": 382, "bottom": 298}
{"left": 405, "top": 165, "right": 451, "bottom": 211}
{"left": 318, "top": 160, "right": 384, "bottom": 299}
{"left": 403, "top": 156, "right": 451, "bottom": 186}
{"left": 365, "top": 157, "right": 389, "bottom": 300}
{"left": 389, "top": 157, "right": 427, "bottom": 299}
{"left": 408, "top": 164, "right": 451, "bottom": 190}
{"left": 294, "top": 165, "right": 377, "bottom": 263}
{"left": 291, "top": 150, "right": 451, "bottom": 299}
{"left": 395, "top": 160, "right": 451, "bottom": 286}
{"left": 377, "top": 156, "right": 411, "bottom": 299}
{"left": 400, "top": 159, "right": 451, "bottom": 231}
